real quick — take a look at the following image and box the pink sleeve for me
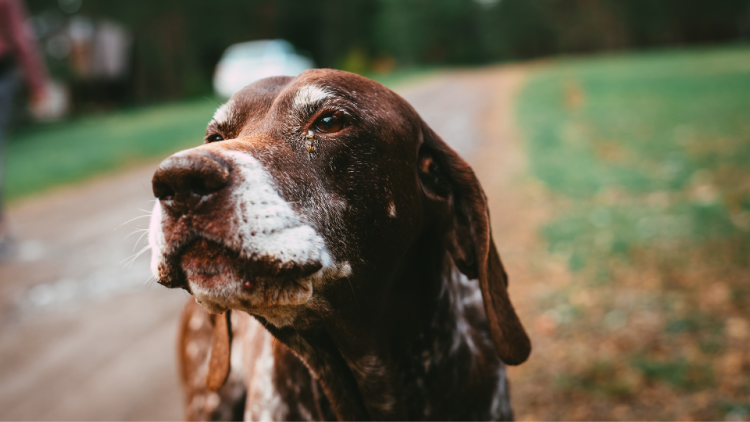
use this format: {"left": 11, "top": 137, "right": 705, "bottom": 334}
{"left": 5, "top": 0, "right": 48, "bottom": 97}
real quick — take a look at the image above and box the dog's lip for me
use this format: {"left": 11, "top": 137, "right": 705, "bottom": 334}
{"left": 178, "top": 236, "right": 323, "bottom": 284}
{"left": 177, "top": 237, "right": 317, "bottom": 311}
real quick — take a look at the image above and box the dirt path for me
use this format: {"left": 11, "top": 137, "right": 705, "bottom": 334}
{"left": 463, "top": 67, "right": 565, "bottom": 421}
{"left": 0, "top": 67, "right": 550, "bottom": 420}
{"left": 0, "top": 166, "right": 188, "bottom": 420}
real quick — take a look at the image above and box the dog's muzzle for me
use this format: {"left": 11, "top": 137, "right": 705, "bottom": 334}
{"left": 149, "top": 147, "right": 331, "bottom": 313}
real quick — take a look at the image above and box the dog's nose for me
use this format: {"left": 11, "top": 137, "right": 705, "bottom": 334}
{"left": 152, "top": 151, "right": 230, "bottom": 214}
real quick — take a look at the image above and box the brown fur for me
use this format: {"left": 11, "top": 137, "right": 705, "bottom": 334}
{"left": 152, "top": 69, "right": 530, "bottom": 421}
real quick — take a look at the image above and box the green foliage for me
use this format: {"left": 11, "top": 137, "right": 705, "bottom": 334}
{"left": 720, "top": 402, "right": 750, "bottom": 421}
{"left": 665, "top": 313, "right": 723, "bottom": 335}
{"left": 24, "top": 0, "right": 750, "bottom": 103}
{"left": 365, "top": 67, "right": 443, "bottom": 89}
{"left": 632, "top": 358, "right": 714, "bottom": 392}
{"left": 555, "top": 360, "right": 636, "bottom": 398}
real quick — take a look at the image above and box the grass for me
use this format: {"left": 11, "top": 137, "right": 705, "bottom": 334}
{"left": 6, "top": 99, "right": 221, "bottom": 200}
{"left": 516, "top": 44, "right": 750, "bottom": 419}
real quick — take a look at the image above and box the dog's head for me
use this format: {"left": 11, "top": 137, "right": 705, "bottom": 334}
{"left": 149, "top": 69, "right": 529, "bottom": 366}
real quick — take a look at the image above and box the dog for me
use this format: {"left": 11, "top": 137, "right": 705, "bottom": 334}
{"left": 148, "top": 69, "right": 531, "bottom": 421}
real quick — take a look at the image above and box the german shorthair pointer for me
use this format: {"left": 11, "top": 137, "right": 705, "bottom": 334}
{"left": 148, "top": 69, "right": 531, "bottom": 421}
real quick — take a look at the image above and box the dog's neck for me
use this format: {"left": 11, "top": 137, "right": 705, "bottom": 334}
{"left": 262, "top": 230, "right": 512, "bottom": 420}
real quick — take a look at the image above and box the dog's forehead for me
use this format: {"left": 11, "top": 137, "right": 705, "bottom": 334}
{"left": 207, "top": 70, "right": 421, "bottom": 168}
{"left": 215, "top": 70, "right": 400, "bottom": 126}
{"left": 285, "top": 69, "right": 388, "bottom": 101}
{"left": 210, "top": 76, "right": 294, "bottom": 131}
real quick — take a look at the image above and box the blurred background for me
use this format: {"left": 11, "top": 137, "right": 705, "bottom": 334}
{"left": 1, "top": 0, "right": 749, "bottom": 420}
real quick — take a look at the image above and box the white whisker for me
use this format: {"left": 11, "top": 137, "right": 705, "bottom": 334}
{"left": 121, "top": 245, "right": 151, "bottom": 268}
{"left": 124, "top": 228, "right": 149, "bottom": 240}
{"left": 114, "top": 214, "right": 152, "bottom": 230}
{"left": 137, "top": 206, "right": 155, "bottom": 213}
{"left": 133, "top": 230, "right": 150, "bottom": 251}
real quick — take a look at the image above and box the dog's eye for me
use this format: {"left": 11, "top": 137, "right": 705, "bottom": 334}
{"left": 206, "top": 133, "right": 224, "bottom": 143}
{"left": 313, "top": 111, "right": 346, "bottom": 134}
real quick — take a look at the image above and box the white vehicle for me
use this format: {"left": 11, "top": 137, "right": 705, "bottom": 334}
{"left": 213, "top": 39, "right": 314, "bottom": 98}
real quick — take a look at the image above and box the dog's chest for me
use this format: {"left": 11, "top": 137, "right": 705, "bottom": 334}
{"left": 239, "top": 317, "right": 323, "bottom": 421}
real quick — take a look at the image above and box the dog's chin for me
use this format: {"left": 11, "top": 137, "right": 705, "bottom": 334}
{"left": 179, "top": 238, "right": 315, "bottom": 319}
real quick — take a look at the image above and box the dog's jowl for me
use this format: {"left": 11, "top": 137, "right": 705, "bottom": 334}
{"left": 149, "top": 69, "right": 530, "bottom": 421}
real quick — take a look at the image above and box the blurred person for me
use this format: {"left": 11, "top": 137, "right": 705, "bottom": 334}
{"left": 0, "top": 0, "right": 48, "bottom": 254}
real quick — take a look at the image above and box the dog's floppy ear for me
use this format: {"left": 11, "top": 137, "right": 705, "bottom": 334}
{"left": 418, "top": 124, "right": 531, "bottom": 365}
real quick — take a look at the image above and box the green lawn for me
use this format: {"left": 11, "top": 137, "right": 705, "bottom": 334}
{"left": 6, "top": 99, "right": 220, "bottom": 200}
{"left": 520, "top": 44, "right": 750, "bottom": 272}
{"left": 516, "top": 44, "right": 750, "bottom": 419}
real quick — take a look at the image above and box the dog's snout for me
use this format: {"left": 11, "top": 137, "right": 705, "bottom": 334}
{"left": 152, "top": 152, "right": 230, "bottom": 214}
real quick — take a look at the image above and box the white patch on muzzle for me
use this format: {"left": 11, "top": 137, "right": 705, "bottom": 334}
{"left": 148, "top": 200, "right": 166, "bottom": 277}
{"left": 148, "top": 149, "right": 344, "bottom": 320}
{"left": 221, "top": 150, "right": 328, "bottom": 266}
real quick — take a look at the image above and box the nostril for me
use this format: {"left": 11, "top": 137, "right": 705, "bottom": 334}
{"left": 152, "top": 151, "right": 230, "bottom": 213}
{"left": 185, "top": 173, "right": 226, "bottom": 197}
{"left": 185, "top": 176, "right": 211, "bottom": 197}
{"left": 153, "top": 181, "right": 175, "bottom": 201}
